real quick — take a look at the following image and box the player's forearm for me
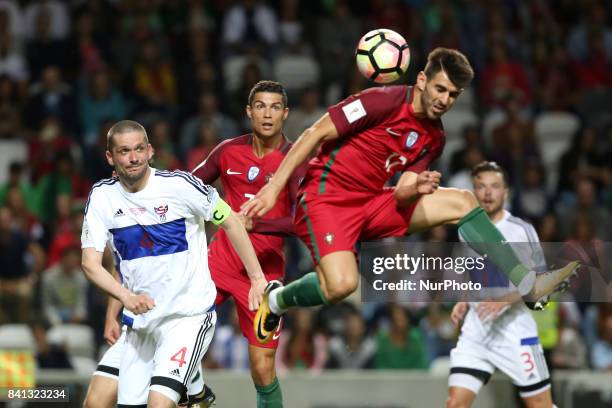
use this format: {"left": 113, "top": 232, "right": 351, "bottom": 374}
{"left": 81, "top": 261, "right": 131, "bottom": 303}
{"left": 393, "top": 183, "right": 421, "bottom": 206}
{"left": 221, "top": 212, "right": 266, "bottom": 282}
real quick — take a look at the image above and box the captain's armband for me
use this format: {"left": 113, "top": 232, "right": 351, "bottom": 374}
{"left": 211, "top": 198, "right": 231, "bottom": 226}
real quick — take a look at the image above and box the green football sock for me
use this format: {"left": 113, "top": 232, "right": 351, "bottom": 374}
{"left": 458, "top": 207, "right": 531, "bottom": 287}
{"left": 255, "top": 377, "right": 283, "bottom": 408}
{"left": 277, "top": 272, "right": 329, "bottom": 310}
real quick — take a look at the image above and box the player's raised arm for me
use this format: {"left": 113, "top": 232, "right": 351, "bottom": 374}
{"left": 241, "top": 113, "right": 338, "bottom": 217}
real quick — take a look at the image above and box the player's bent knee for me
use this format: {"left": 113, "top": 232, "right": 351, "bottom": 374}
{"left": 456, "top": 189, "right": 479, "bottom": 214}
{"left": 324, "top": 275, "right": 358, "bottom": 303}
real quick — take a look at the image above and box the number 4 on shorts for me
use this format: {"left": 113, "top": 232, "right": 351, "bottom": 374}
{"left": 170, "top": 347, "right": 187, "bottom": 367}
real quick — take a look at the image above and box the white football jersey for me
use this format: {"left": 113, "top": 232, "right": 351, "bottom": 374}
{"left": 81, "top": 168, "right": 219, "bottom": 331}
{"left": 460, "top": 210, "right": 546, "bottom": 345}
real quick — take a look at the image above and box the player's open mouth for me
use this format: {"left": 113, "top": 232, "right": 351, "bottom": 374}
{"left": 433, "top": 105, "right": 445, "bottom": 113}
{"left": 262, "top": 123, "right": 273, "bottom": 130}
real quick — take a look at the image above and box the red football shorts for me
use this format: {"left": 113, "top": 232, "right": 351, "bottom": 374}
{"left": 294, "top": 189, "right": 419, "bottom": 264}
{"left": 208, "top": 233, "right": 284, "bottom": 348}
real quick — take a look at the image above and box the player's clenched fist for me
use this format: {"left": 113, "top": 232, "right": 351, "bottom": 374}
{"left": 241, "top": 181, "right": 281, "bottom": 217}
{"left": 121, "top": 292, "right": 155, "bottom": 315}
{"left": 416, "top": 170, "right": 441, "bottom": 194}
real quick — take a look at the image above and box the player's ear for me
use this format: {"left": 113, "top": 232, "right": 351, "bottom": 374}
{"left": 283, "top": 107, "right": 289, "bottom": 121}
{"left": 147, "top": 144, "right": 153, "bottom": 160}
{"left": 416, "top": 71, "right": 426, "bottom": 91}
{"left": 246, "top": 104, "right": 253, "bottom": 119}
{"left": 105, "top": 150, "right": 114, "bottom": 166}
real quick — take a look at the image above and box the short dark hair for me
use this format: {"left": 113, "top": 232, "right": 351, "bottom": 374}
{"left": 424, "top": 47, "right": 474, "bottom": 90}
{"left": 248, "top": 80, "right": 288, "bottom": 107}
{"left": 471, "top": 161, "right": 509, "bottom": 187}
{"left": 107, "top": 120, "right": 149, "bottom": 151}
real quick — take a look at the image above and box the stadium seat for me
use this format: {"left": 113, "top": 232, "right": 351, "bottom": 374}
{"left": 429, "top": 356, "right": 451, "bottom": 375}
{"left": 481, "top": 109, "right": 507, "bottom": 147}
{"left": 0, "top": 324, "right": 36, "bottom": 350}
{"left": 273, "top": 53, "right": 320, "bottom": 97}
{"left": 46, "top": 324, "right": 95, "bottom": 360}
{"left": 452, "top": 87, "right": 475, "bottom": 113}
{"left": 222, "top": 55, "right": 272, "bottom": 94}
{"left": 0, "top": 140, "right": 27, "bottom": 182}
{"left": 441, "top": 110, "right": 478, "bottom": 140}
{"left": 534, "top": 112, "right": 580, "bottom": 192}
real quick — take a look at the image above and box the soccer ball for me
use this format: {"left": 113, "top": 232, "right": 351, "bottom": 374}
{"left": 356, "top": 29, "right": 410, "bottom": 84}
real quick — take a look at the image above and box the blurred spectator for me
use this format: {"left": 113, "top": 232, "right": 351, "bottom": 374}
{"left": 533, "top": 44, "right": 575, "bottom": 112}
{"left": 25, "top": 4, "right": 70, "bottom": 80}
{"left": 221, "top": 0, "right": 279, "bottom": 58}
{"left": 0, "top": 161, "right": 37, "bottom": 214}
{"left": 4, "top": 185, "right": 43, "bottom": 242}
{"left": 0, "top": 1, "right": 25, "bottom": 46}
{"left": 591, "top": 311, "right": 612, "bottom": 371}
{"left": 186, "top": 123, "right": 220, "bottom": 173}
{"left": 41, "top": 245, "right": 88, "bottom": 326}
{"left": 68, "top": 10, "right": 112, "bottom": 75}
{"left": 316, "top": 0, "right": 361, "bottom": 88}
{"left": 480, "top": 42, "right": 532, "bottom": 110}
{"left": 447, "top": 147, "right": 485, "bottom": 190}
{"left": 0, "top": 75, "right": 23, "bottom": 137}
{"left": 79, "top": 68, "right": 126, "bottom": 147}
{"left": 229, "top": 62, "right": 262, "bottom": 128}
{"left": 179, "top": 92, "right": 239, "bottom": 158}
{"left": 570, "top": 27, "right": 612, "bottom": 91}
{"left": 207, "top": 303, "right": 250, "bottom": 370}
{"left": 0, "top": 29, "right": 29, "bottom": 85}
{"left": 326, "top": 310, "right": 375, "bottom": 369}
{"left": 276, "top": 308, "right": 328, "bottom": 373}
{"left": 557, "top": 179, "right": 609, "bottom": 240}
{"left": 490, "top": 100, "right": 539, "bottom": 185}
{"left": 536, "top": 213, "right": 562, "bottom": 242}
{"left": 278, "top": 0, "right": 305, "bottom": 50}
{"left": 35, "top": 151, "right": 90, "bottom": 226}
{"left": 283, "top": 87, "right": 325, "bottom": 142}
{"left": 83, "top": 121, "right": 114, "bottom": 183}
{"left": 46, "top": 206, "right": 83, "bottom": 268}
{"left": 552, "top": 319, "right": 588, "bottom": 369}
{"left": 514, "top": 160, "right": 549, "bottom": 221}
{"left": 557, "top": 126, "right": 608, "bottom": 201}
{"left": 0, "top": 206, "right": 45, "bottom": 324}
{"left": 178, "top": 60, "right": 222, "bottom": 114}
{"left": 565, "top": 2, "right": 612, "bottom": 65}
{"left": 23, "top": 0, "right": 70, "bottom": 42}
{"left": 149, "top": 119, "right": 181, "bottom": 171}
{"left": 132, "top": 40, "right": 177, "bottom": 113}
{"left": 449, "top": 126, "right": 485, "bottom": 175}
{"left": 374, "top": 304, "right": 429, "bottom": 370}
{"left": 24, "top": 66, "right": 75, "bottom": 132}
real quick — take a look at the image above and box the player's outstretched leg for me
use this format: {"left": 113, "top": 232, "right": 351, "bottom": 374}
{"left": 255, "top": 251, "right": 358, "bottom": 344}
{"left": 408, "top": 188, "right": 578, "bottom": 305}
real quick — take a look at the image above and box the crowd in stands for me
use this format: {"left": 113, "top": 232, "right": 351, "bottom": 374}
{"left": 0, "top": 0, "right": 610, "bottom": 376}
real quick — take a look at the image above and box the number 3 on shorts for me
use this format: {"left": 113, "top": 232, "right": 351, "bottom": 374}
{"left": 170, "top": 347, "right": 187, "bottom": 367}
{"left": 521, "top": 351, "right": 534, "bottom": 372}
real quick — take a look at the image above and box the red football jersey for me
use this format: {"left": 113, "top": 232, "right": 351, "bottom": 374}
{"left": 302, "top": 85, "right": 445, "bottom": 195}
{"left": 193, "top": 134, "right": 303, "bottom": 257}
